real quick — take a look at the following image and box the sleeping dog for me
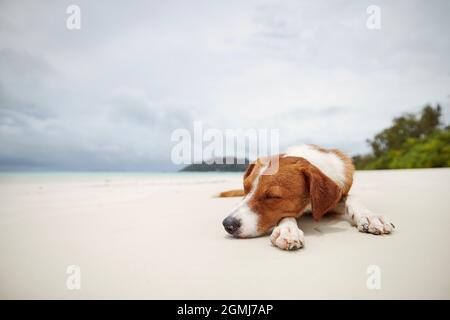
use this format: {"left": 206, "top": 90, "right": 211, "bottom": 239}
{"left": 220, "top": 144, "right": 394, "bottom": 250}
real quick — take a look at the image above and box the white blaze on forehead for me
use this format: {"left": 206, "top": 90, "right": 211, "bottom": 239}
{"left": 230, "top": 164, "right": 269, "bottom": 237}
{"left": 284, "top": 144, "right": 346, "bottom": 188}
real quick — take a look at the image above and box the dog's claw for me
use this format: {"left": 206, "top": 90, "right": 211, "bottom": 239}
{"left": 362, "top": 223, "right": 369, "bottom": 232}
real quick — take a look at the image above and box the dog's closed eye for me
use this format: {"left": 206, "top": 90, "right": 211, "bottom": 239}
{"left": 265, "top": 193, "right": 282, "bottom": 199}
{"left": 264, "top": 187, "right": 283, "bottom": 200}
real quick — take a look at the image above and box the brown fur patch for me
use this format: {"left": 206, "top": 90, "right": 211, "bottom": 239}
{"left": 298, "top": 159, "right": 342, "bottom": 220}
{"left": 308, "top": 144, "right": 355, "bottom": 195}
{"left": 245, "top": 157, "right": 311, "bottom": 234}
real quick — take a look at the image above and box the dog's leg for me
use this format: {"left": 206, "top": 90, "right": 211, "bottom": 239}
{"left": 270, "top": 217, "right": 305, "bottom": 250}
{"left": 334, "top": 195, "right": 394, "bottom": 235}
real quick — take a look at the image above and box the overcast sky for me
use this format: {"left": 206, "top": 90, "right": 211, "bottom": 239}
{"left": 0, "top": 0, "right": 449, "bottom": 171}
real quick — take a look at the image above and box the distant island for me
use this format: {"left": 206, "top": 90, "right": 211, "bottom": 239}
{"left": 180, "top": 157, "right": 250, "bottom": 172}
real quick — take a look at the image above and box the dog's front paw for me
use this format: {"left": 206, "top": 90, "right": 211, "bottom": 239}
{"left": 270, "top": 225, "right": 304, "bottom": 250}
{"left": 357, "top": 215, "right": 394, "bottom": 235}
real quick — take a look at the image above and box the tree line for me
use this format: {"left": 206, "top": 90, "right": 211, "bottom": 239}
{"left": 352, "top": 104, "right": 450, "bottom": 169}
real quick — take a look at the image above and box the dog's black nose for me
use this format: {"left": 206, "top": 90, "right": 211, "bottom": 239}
{"left": 222, "top": 216, "right": 240, "bottom": 235}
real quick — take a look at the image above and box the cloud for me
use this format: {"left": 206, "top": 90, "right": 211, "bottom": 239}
{"left": 0, "top": 0, "right": 449, "bottom": 170}
{"left": 108, "top": 90, "right": 192, "bottom": 129}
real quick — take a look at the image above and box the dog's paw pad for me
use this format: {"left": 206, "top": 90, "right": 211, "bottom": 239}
{"left": 270, "top": 225, "right": 304, "bottom": 250}
{"left": 357, "top": 216, "right": 394, "bottom": 235}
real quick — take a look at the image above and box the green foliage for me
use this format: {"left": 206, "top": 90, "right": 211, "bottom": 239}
{"left": 353, "top": 104, "right": 450, "bottom": 170}
{"left": 367, "top": 104, "right": 441, "bottom": 157}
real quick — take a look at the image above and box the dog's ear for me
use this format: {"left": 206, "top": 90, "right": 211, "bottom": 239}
{"left": 243, "top": 163, "right": 255, "bottom": 180}
{"left": 242, "top": 163, "right": 256, "bottom": 194}
{"left": 302, "top": 163, "right": 342, "bottom": 220}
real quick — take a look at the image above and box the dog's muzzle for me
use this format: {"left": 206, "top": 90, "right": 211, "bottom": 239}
{"left": 222, "top": 216, "right": 240, "bottom": 235}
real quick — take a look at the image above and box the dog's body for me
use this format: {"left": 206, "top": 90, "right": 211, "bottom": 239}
{"left": 221, "top": 144, "right": 394, "bottom": 250}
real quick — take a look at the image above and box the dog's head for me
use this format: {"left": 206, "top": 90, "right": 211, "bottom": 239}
{"left": 222, "top": 156, "right": 342, "bottom": 237}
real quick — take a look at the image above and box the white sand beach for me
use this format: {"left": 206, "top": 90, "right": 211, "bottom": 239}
{"left": 0, "top": 169, "right": 449, "bottom": 299}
